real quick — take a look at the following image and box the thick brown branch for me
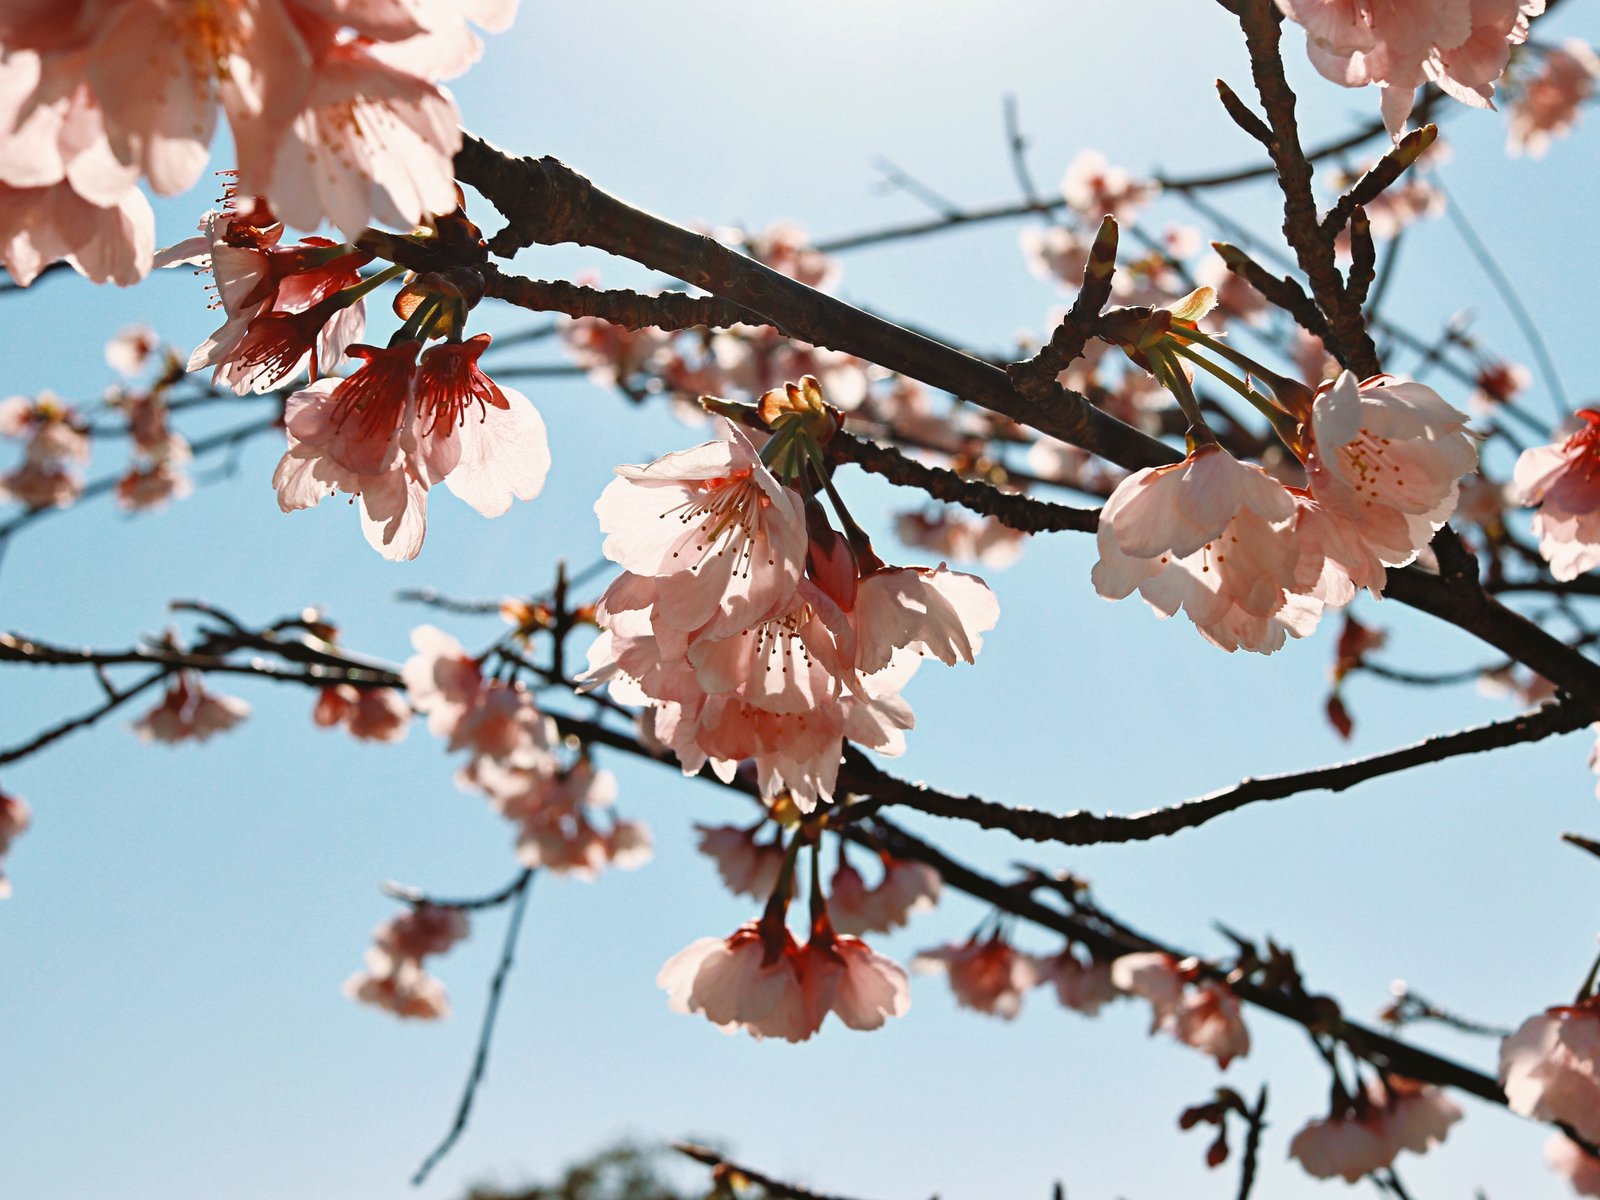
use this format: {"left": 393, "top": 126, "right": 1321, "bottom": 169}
{"left": 453, "top": 136, "right": 1179, "bottom": 473}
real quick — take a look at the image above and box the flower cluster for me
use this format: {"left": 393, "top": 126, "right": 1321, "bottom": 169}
{"left": 158, "top": 194, "right": 371, "bottom": 397}
{"left": 912, "top": 931, "right": 1125, "bottom": 1022}
{"left": 1501, "top": 999, "right": 1600, "bottom": 1145}
{"left": 404, "top": 627, "right": 650, "bottom": 880}
{"left": 0, "top": 787, "right": 30, "bottom": 899}
{"left": 0, "top": 393, "right": 89, "bottom": 510}
{"left": 1288, "top": 1075, "right": 1462, "bottom": 1182}
{"left": 312, "top": 684, "right": 411, "bottom": 744}
{"left": 1112, "top": 952, "right": 1251, "bottom": 1068}
{"left": 1275, "top": 0, "right": 1545, "bottom": 136}
{"left": 827, "top": 847, "right": 941, "bottom": 935}
{"left": 1508, "top": 40, "right": 1600, "bottom": 158}
{"left": 131, "top": 672, "right": 251, "bottom": 745}
{"left": 1093, "top": 356, "right": 1476, "bottom": 654}
{"left": 583, "top": 379, "right": 999, "bottom": 808}
{"left": 345, "top": 902, "right": 470, "bottom": 1021}
{"left": 1511, "top": 410, "right": 1600, "bottom": 581}
{"left": 274, "top": 331, "right": 550, "bottom": 560}
{"left": 0, "top": 0, "right": 520, "bottom": 286}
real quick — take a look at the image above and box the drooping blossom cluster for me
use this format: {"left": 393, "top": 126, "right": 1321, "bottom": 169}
{"left": 273, "top": 331, "right": 550, "bottom": 560}
{"left": 0, "top": 787, "right": 29, "bottom": 899}
{"left": 158, "top": 194, "right": 370, "bottom": 397}
{"left": 1093, "top": 364, "right": 1477, "bottom": 654}
{"left": 1112, "top": 952, "right": 1251, "bottom": 1068}
{"left": 1288, "top": 1075, "right": 1462, "bottom": 1182}
{"left": 100, "top": 327, "right": 196, "bottom": 512}
{"left": 583, "top": 379, "right": 999, "bottom": 808}
{"left": 1275, "top": 0, "right": 1546, "bottom": 136}
{"left": 0, "top": 0, "right": 520, "bottom": 285}
{"left": 131, "top": 672, "right": 251, "bottom": 744}
{"left": 661, "top": 907, "right": 911, "bottom": 1043}
{"left": 913, "top": 932, "right": 1042, "bottom": 1020}
{"left": 404, "top": 626, "right": 650, "bottom": 879}
{"left": 827, "top": 847, "right": 942, "bottom": 936}
{"left": 695, "top": 822, "right": 789, "bottom": 901}
{"left": 1500, "top": 998, "right": 1600, "bottom": 1145}
{"left": 1510, "top": 410, "right": 1600, "bottom": 582}
{"left": 0, "top": 392, "right": 89, "bottom": 510}
{"left": 345, "top": 902, "right": 470, "bottom": 1021}
{"left": 313, "top": 684, "right": 411, "bottom": 744}
{"left": 1508, "top": 40, "right": 1600, "bottom": 157}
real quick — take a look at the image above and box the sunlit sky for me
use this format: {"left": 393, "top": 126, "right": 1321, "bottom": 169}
{"left": 5, "top": 3, "right": 1600, "bottom": 1198}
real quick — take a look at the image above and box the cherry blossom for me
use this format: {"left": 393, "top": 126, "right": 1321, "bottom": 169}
{"left": 658, "top": 920, "right": 819, "bottom": 1043}
{"left": 1060, "top": 150, "right": 1157, "bottom": 223}
{"left": 273, "top": 334, "right": 550, "bottom": 560}
{"left": 561, "top": 315, "right": 671, "bottom": 387}
{"left": 1501, "top": 1000, "right": 1600, "bottom": 1143}
{"left": 115, "top": 464, "right": 194, "bottom": 513}
{"left": 371, "top": 903, "right": 470, "bottom": 971}
{"left": 1275, "top": 0, "right": 1546, "bottom": 136}
{"left": 1037, "top": 948, "right": 1119, "bottom": 1016}
{"left": 801, "top": 916, "right": 911, "bottom": 1032}
{"left": 1511, "top": 411, "right": 1600, "bottom": 581}
{"left": 1548, "top": 1134, "right": 1600, "bottom": 1197}
{"left": 895, "top": 509, "right": 1026, "bottom": 570}
{"left": 345, "top": 956, "right": 451, "bottom": 1020}
{"left": 1509, "top": 40, "right": 1600, "bottom": 158}
{"left": 131, "top": 673, "right": 250, "bottom": 744}
{"left": 913, "top": 933, "right": 1040, "bottom": 1019}
{"left": 312, "top": 684, "right": 412, "bottom": 743}
{"left": 733, "top": 221, "right": 842, "bottom": 291}
{"left": 828, "top": 852, "right": 942, "bottom": 936}
{"left": 157, "top": 203, "right": 370, "bottom": 395}
{"left": 0, "top": 788, "right": 30, "bottom": 900}
{"left": 468, "top": 756, "right": 650, "bottom": 880}
{"left": 1113, "top": 953, "right": 1249, "bottom": 1066}
{"left": 594, "top": 419, "right": 807, "bottom": 638}
{"left": 851, "top": 565, "right": 1000, "bottom": 674}
{"left": 1091, "top": 443, "right": 1320, "bottom": 654}
{"left": 0, "top": 393, "right": 89, "bottom": 510}
{"left": 1288, "top": 1076, "right": 1461, "bottom": 1182}
{"left": 695, "top": 823, "right": 788, "bottom": 901}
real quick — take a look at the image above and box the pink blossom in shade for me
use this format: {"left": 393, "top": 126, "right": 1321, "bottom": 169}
{"left": 1173, "top": 980, "right": 1251, "bottom": 1068}
{"left": 1275, "top": 0, "right": 1544, "bottom": 136}
{"left": 114, "top": 463, "right": 193, "bottom": 512}
{"left": 1510, "top": 40, "right": 1600, "bottom": 158}
{"left": 1060, "top": 150, "right": 1157, "bottom": 223}
{"left": 1019, "top": 224, "right": 1092, "bottom": 291}
{"left": 1302, "top": 370, "right": 1477, "bottom": 536}
{"left": 0, "top": 178, "right": 153, "bottom": 286}
{"left": 0, "top": 789, "right": 31, "bottom": 900}
{"left": 1092, "top": 445, "right": 1321, "bottom": 654}
{"left": 1511, "top": 411, "right": 1600, "bottom": 581}
{"left": 1288, "top": 1103, "right": 1394, "bottom": 1183}
{"left": 1502, "top": 1003, "right": 1600, "bottom": 1143}
{"left": 1038, "top": 949, "right": 1119, "bottom": 1016}
{"left": 561, "top": 315, "right": 671, "bottom": 387}
{"left": 912, "top": 934, "right": 1040, "bottom": 1020}
{"left": 851, "top": 565, "right": 999, "bottom": 674}
{"left": 312, "top": 684, "right": 411, "bottom": 742}
{"left": 737, "top": 221, "right": 842, "bottom": 291}
{"left": 1471, "top": 360, "right": 1532, "bottom": 411}
{"left": 260, "top": 38, "right": 460, "bottom": 239}
{"left": 345, "top": 957, "right": 451, "bottom": 1019}
{"left": 1372, "top": 1075, "right": 1461, "bottom": 1157}
{"left": 595, "top": 419, "right": 808, "bottom": 639}
{"left": 694, "top": 824, "right": 787, "bottom": 902}
{"left": 401, "top": 624, "right": 484, "bottom": 739}
{"left": 1111, "top": 952, "right": 1187, "bottom": 1033}
{"left": 131, "top": 673, "right": 250, "bottom": 745}
{"left": 801, "top": 918, "right": 911, "bottom": 1033}
{"left": 371, "top": 903, "right": 469, "bottom": 970}
{"left": 0, "top": 459, "right": 82, "bottom": 509}
{"left": 658, "top": 921, "right": 821, "bottom": 1043}
{"left": 830, "top": 854, "right": 942, "bottom": 936}
{"left": 1548, "top": 1134, "right": 1600, "bottom": 1197}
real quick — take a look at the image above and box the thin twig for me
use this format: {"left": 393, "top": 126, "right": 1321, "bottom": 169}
{"left": 410, "top": 868, "right": 536, "bottom": 1187}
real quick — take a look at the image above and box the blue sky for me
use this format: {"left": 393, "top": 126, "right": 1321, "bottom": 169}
{"left": 4, "top": 3, "right": 1600, "bottom": 1198}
